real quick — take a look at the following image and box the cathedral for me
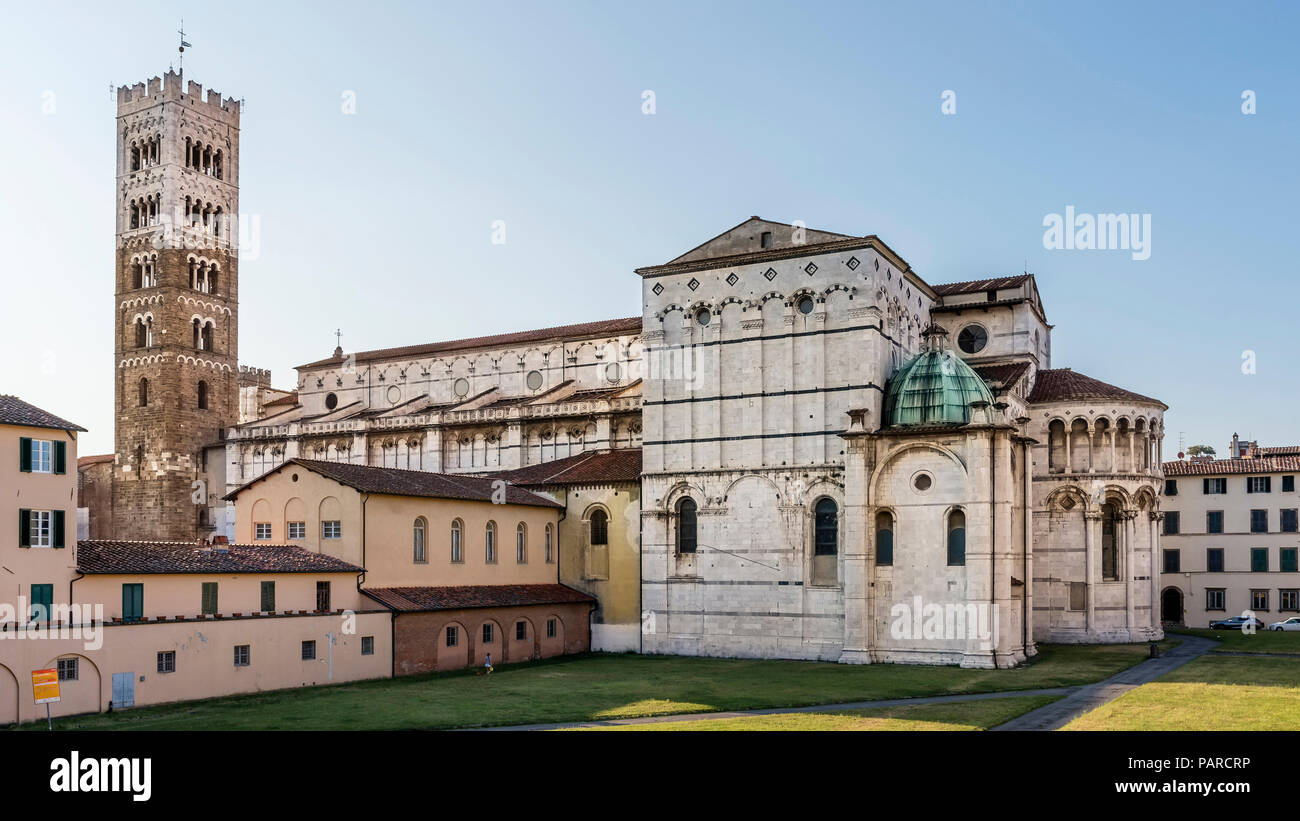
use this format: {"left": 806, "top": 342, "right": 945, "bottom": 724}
{"left": 85, "top": 72, "right": 1168, "bottom": 669}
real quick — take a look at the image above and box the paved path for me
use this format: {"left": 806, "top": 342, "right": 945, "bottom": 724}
{"left": 989, "top": 636, "right": 1219, "bottom": 731}
{"left": 471, "top": 687, "right": 1079, "bottom": 731}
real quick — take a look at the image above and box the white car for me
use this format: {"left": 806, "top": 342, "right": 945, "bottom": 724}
{"left": 1268, "top": 617, "right": 1300, "bottom": 631}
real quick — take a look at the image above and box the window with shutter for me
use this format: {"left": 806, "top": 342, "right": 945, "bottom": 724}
{"left": 19, "top": 437, "right": 32, "bottom": 472}
{"left": 30, "top": 584, "right": 53, "bottom": 623}
{"left": 53, "top": 510, "right": 65, "bottom": 548}
{"left": 18, "top": 509, "right": 30, "bottom": 547}
{"left": 53, "top": 441, "right": 66, "bottom": 474}
{"left": 260, "top": 581, "right": 275, "bottom": 612}
{"left": 201, "top": 582, "right": 218, "bottom": 614}
{"left": 122, "top": 583, "right": 143, "bottom": 622}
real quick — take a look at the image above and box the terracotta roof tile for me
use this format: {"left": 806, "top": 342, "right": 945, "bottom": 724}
{"left": 931, "top": 275, "right": 1031, "bottom": 297}
{"left": 1027, "top": 368, "right": 1165, "bottom": 408}
{"left": 77, "top": 454, "right": 115, "bottom": 468}
{"left": 363, "top": 584, "right": 595, "bottom": 612}
{"left": 0, "top": 395, "right": 86, "bottom": 432}
{"left": 77, "top": 541, "right": 363, "bottom": 574}
{"left": 298, "top": 317, "right": 642, "bottom": 370}
{"left": 491, "top": 449, "right": 642, "bottom": 486}
{"left": 1163, "top": 457, "right": 1300, "bottom": 476}
{"left": 223, "top": 459, "right": 564, "bottom": 508}
{"left": 973, "top": 362, "right": 1032, "bottom": 392}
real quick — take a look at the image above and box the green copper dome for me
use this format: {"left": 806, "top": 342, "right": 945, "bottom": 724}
{"left": 882, "top": 327, "right": 995, "bottom": 427}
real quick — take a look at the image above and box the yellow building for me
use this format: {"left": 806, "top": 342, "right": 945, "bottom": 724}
{"left": 494, "top": 449, "right": 642, "bottom": 651}
{"left": 224, "top": 458, "right": 595, "bottom": 674}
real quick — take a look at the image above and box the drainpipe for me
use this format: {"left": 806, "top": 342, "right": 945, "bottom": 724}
{"left": 990, "top": 432, "right": 998, "bottom": 668}
{"left": 637, "top": 487, "right": 644, "bottom": 655}
{"left": 1022, "top": 439, "right": 1029, "bottom": 655}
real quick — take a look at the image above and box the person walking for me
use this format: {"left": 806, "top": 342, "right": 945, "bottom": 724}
{"left": 484, "top": 652, "right": 494, "bottom": 675}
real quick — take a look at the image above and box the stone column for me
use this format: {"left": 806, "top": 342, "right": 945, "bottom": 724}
{"left": 1065, "top": 428, "right": 1073, "bottom": 474}
{"left": 1084, "top": 511, "right": 1101, "bottom": 632}
{"left": 838, "top": 412, "right": 872, "bottom": 664}
{"left": 1109, "top": 429, "right": 1116, "bottom": 473}
{"left": 1123, "top": 510, "right": 1137, "bottom": 635}
{"left": 1087, "top": 423, "right": 1096, "bottom": 473}
{"left": 1150, "top": 511, "right": 1163, "bottom": 636}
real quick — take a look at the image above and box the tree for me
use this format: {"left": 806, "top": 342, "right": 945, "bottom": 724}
{"left": 1187, "top": 445, "right": 1216, "bottom": 457}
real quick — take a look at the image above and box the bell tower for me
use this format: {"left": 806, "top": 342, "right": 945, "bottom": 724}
{"left": 112, "top": 71, "right": 241, "bottom": 540}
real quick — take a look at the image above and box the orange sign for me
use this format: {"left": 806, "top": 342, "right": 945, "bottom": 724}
{"left": 32, "top": 668, "right": 60, "bottom": 704}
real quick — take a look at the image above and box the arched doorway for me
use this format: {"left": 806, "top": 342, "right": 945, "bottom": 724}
{"left": 1161, "top": 587, "right": 1184, "bottom": 625}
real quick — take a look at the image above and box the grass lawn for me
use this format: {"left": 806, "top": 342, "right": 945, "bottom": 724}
{"left": 1171, "top": 627, "right": 1300, "bottom": 655}
{"left": 570, "top": 694, "right": 1061, "bottom": 731}
{"left": 21, "top": 642, "right": 1171, "bottom": 732}
{"left": 1062, "top": 655, "right": 1300, "bottom": 730}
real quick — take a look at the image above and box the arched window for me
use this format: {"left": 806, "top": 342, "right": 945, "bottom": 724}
{"left": 545, "top": 523, "right": 554, "bottom": 563}
{"left": 947, "top": 509, "right": 966, "bottom": 566}
{"left": 450, "top": 519, "right": 463, "bottom": 563}
{"left": 677, "top": 498, "right": 697, "bottom": 554}
{"left": 875, "top": 511, "right": 894, "bottom": 566}
{"left": 485, "top": 521, "right": 497, "bottom": 564}
{"left": 197, "top": 380, "right": 208, "bottom": 410}
{"left": 134, "top": 318, "right": 147, "bottom": 348}
{"left": 1101, "top": 502, "right": 1119, "bottom": 580}
{"left": 413, "top": 517, "right": 427, "bottom": 563}
{"left": 516, "top": 523, "right": 527, "bottom": 564}
{"left": 208, "top": 264, "right": 219, "bottom": 294}
{"left": 192, "top": 318, "right": 201, "bottom": 349}
{"left": 590, "top": 509, "right": 608, "bottom": 546}
{"left": 138, "top": 377, "right": 149, "bottom": 407}
{"left": 814, "top": 498, "right": 838, "bottom": 556}
{"left": 201, "top": 322, "right": 214, "bottom": 352}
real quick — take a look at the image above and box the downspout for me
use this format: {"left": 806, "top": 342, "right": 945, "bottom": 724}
{"left": 989, "top": 431, "right": 998, "bottom": 668}
{"left": 638, "top": 488, "right": 644, "bottom": 655}
{"left": 1022, "top": 439, "right": 1029, "bottom": 655}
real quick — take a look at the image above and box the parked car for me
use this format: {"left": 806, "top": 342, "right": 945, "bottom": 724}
{"left": 1268, "top": 617, "right": 1300, "bottom": 632}
{"left": 1209, "top": 615, "right": 1265, "bottom": 630}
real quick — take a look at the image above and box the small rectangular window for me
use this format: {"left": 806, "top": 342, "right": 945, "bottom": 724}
{"left": 1283, "top": 510, "right": 1298, "bottom": 533}
{"left": 1206, "top": 588, "right": 1226, "bottom": 611}
{"left": 1165, "top": 479, "right": 1178, "bottom": 496}
{"left": 445, "top": 626, "right": 458, "bottom": 648}
{"left": 1163, "top": 549, "right": 1180, "bottom": 573}
{"left": 30, "top": 439, "right": 53, "bottom": 473}
{"left": 287, "top": 521, "right": 306, "bottom": 539}
{"left": 760, "top": 231, "right": 773, "bottom": 249}
{"left": 1163, "top": 512, "right": 1180, "bottom": 535}
{"left": 1206, "top": 511, "right": 1223, "bottom": 534}
{"left": 157, "top": 651, "right": 176, "bottom": 674}
{"left": 1251, "top": 548, "right": 1269, "bottom": 573}
{"left": 1248, "top": 476, "right": 1271, "bottom": 493}
{"left": 1285, "top": 476, "right": 1296, "bottom": 492}
{"left": 1204, "top": 477, "right": 1227, "bottom": 494}
{"left": 233, "top": 645, "right": 250, "bottom": 667}
{"left": 28, "top": 510, "right": 54, "bottom": 548}
{"left": 29, "top": 584, "right": 53, "bottom": 623}
{"left": 322, "top": 521, "right": 342, "bottom": 539}
{"left": 516, "top": 621, "right": 527, "bottom": 641}
{"left": 483, "top": 623, "right": 494, "bottom": 644}
{"left": 1207, "top": 548, "right": 1224, "bottom": 573}
{"left": 1251, "top": 509, "right": 1268, "bottom": 533}
{"left": 1251, "top": 589, "right": 1269, "bottom": 611}
{"left": 316, "top": 581, "right": 331, "bottom": 612}
{"left": 57, "top": 658, "right": 78, "bottom": 681}
{"left": 260, "top": 581, "right": 275, "bottom": 612}
{"left": 201, "top": 581, "right": 218, "bottom": 615}
{"left": 301, "top": 640, "right": 316, "bottom": 660}
{"left": 361, "top": 636, "right": 374, "bottom": 656}
{"left": 254, "top": 522, "right": 272, "bottom": 540}
{"left": 1281, "top": 589, "right": 1299, "bottom": 612}
{"left": 546, "top": 618, "right": 557, "bottom": 638}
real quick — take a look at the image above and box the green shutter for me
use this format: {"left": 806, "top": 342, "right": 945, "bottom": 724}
{"left": 201, "top": 582, "right": 218, "bottom": 614}
{"left": 19, "top": 438, "right": 31, "bottom": 472}
{"left": 1203, "top": 478, "right": 1210, "bottom": 494}
{"left": 18, "top": 509, "right": 30, "bottom": 547}
{"left": 260, "top": 581, "right": 275, "bottom": 612}
{"left": 53, "top": 441, "right": 66, "bottom": 474}
{"left": 52, "top": 510, "right": 65, "bottom": 548}
{"left": 30, "top": 584, "right": 52, "bottom": 622}
{"left": 1266, "top": 477, "right": 1273, "bottom": 493}
{"left": 123, "top": 584, "right": 143, "bottom": 622}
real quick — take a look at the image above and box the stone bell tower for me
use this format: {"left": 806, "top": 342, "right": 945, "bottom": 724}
{"left": 111, "top": 71, "right": 241, "bottom": 541}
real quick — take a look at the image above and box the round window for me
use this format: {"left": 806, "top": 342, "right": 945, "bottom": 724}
{"left": 606, "top": 362, "right": 622, "bottom": 383}
{"left": 526, "top": 370, "right": 544, "bottom": 391}
{"left": 291, "top": 473, "right": 299, "bottom": 483}
{"left": 695, "top": 308, "right": 711, "bottom": 326}
{"left": 913, "top": 473, "right": 933, "bottom": 492}
{"left": 797, "top": 296, "right": 815, "bottom": 315}
{"left": 324, "top": 392, "right": 338, "bottom": 410}
{"left": 386, "top": 385, "right": 402, "bottom": 405}
{"left": 957, "top": 325, "right": 988, "bottom": 354}
{"left": 453, "top": 378, "right": 470, "bottom": 398}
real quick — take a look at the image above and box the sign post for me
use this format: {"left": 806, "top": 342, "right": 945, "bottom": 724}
{"left": 32, "top": 668, "right": 60, "bottom": 731}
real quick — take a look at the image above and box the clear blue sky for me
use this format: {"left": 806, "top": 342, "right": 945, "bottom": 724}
{"left": 2, "top": 0, "right": 1297, "bottom": 456}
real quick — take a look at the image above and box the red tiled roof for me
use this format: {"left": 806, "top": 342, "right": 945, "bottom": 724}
{"left": 931, "top": 275, "right": 1031, "bottom": 297}
{"left": 77, "top": 453, "right": 115, "bottom": 468}
{"left": 1027, "top": 368, "right": 1165, "bottom": 408}
{"left": 297, "top": 317, "right": 642, "bottom": 369}
{"left": 76, "top": 541, "right": 363, "bottom": 574}
{"left": 262, "top": 391, "right": 299, "bottom": 408}
{"left": 973, "top": 362, "right": 1032, "bottom": 392}
{"left": 222, "top": 459, "right": 564, "bottom": 509}
{"left": 1257, "top": 446, "right": 1300, "bottom": 456}
{"left": 0, "top": 395, "right": 86, "bottom": 432}
{"left": 363, "top": 584, "right": 595, "bottom": 612}
{"left": 491, "top": 449, "right": 642, "bottom": 486}
{"left": 1163, "top": 456, "right": 1300, "bottom": 476}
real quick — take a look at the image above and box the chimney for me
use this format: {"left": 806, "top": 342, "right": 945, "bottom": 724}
{"left": 1231, "top": 432, "right": 1240, "bottom": 458}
